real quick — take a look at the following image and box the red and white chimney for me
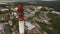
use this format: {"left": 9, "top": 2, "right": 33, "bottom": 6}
{"left": 17, "top": 5, "right": 24, "bottom": 34}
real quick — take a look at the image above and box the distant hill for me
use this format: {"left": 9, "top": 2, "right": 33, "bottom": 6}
{"left": 13, "top": 1, "right": 60, "bottom": 11}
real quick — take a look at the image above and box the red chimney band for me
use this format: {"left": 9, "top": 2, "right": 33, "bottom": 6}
{"left": 17, "top": 5, "right": 24, "bottom": 21}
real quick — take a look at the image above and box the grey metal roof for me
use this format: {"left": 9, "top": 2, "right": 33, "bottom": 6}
{"left": 25, "top": 21, "right": 36, "bottom": 30}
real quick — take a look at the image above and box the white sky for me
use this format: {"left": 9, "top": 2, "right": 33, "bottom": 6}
{"left": 42, "top": 0, "right": 56, "bottom": 1}
{"left": 0, "top": 0, "right": 59, "bottom": 2}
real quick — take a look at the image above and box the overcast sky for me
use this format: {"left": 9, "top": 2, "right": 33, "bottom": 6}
{"left": 19, "top": 0, "right": 59, "bottom": 1}
{"left": 0, "top": 0, "right": 60, "bottom": 2}
{"left": 42, "top": 0, "right": 56, "bottom": 1}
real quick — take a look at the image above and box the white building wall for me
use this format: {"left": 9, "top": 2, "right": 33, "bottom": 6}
{"left": 0, "top": 24, "right": 4, "bottom": 31}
